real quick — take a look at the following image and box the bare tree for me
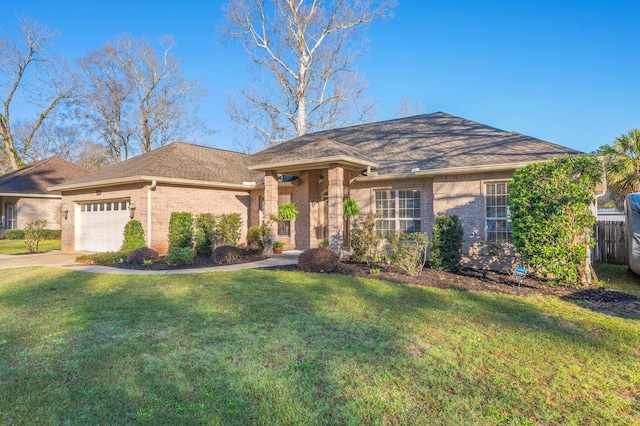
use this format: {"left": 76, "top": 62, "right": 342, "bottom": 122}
{"left": 74, "top": 141, "right": 112, "bottom": 171}
{"left": 394, "top": 98, "right": 427, "bottom": 118}
{"left": 15, "top": 120, "right": 79, "bottom": 163}
{"left": 0, "top": 18, "right": 76, "bottom": 170}
{"left": 77, "top": 35, "right": 209, "bottom": 161}
{"left": 77, "top": 43, "right": 134, "bottom": 162}
{"left": 221, "top": 0, "right": 395, "bottom": 149}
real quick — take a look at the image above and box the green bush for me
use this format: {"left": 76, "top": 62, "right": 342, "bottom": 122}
{"left": 298, "top": 248, "right": 340, "bottom": 273}
{"left": 121, "top": 220, "right": 146, "bottom": 252}
{"left": 212, "top": 245, "right": 243, "bottom": 264}
{"left": 164, "top": 247, "right": 195, "bottom": 265}
{"left": 247, "top": 223, "right": 272, "bottom": 254}
{"left": 387, "top": 231, "right": 429, "bottom": 276}
{"left": 126, "top": 247, "right": 160, "bottom": 264}
{"left": 194, "top": 213, "right": 218, "bottom": 255}
{"left": 350, "top": 213, "right": 382, "bottom": 264}
{"left": 3, "top": 230, "right": 25, "bottom": 240}
{"left": 168, "top": 212, "right": 194, "bottom": 249}
{"left": 509, "top": 154, "right": 602, "bottom": 285}
{"left": 76, "top": 251, "right": 128, "bottom": 265}
{"left": 430, "top": 215, "right": 464, "bottom": 272}
{"left": 217, "top": 213, "right": 243, "bottom": 247}
{"left": 23, "top": 220, "right": 48, "bottom": 253}
{"left": 41, "top": 229, "right": 62, "bottom": 240}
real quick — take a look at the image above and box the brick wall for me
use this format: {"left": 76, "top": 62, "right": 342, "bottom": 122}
{"left": 150, "top": 184, "right": 251, "bottom": 254}
{"left": 14, "top": 198, "right": 62, "bottom": 230}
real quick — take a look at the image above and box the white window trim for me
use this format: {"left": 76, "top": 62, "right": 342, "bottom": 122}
{"left": 484, "top": 180, "right": 511, "bottom": 242}
{"left": 374, "top": 188, "right": 422, "bottom": 233}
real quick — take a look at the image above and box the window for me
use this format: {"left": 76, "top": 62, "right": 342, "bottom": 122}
{"left": 375, "top": 189, "right": 421, "bottom": 234}
{"left": 486, "top": 182, "right": 511, "bottom": 242}
{"left": 6, "top": 202, "right": 17, "bottom": 229}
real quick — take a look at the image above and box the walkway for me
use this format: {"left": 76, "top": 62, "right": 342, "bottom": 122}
{"left": 0, "top": 250, "right": 302, "bottom": 274}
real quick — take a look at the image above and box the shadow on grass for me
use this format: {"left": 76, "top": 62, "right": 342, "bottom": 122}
{"left": 0, "top": 268, "right": 638, "bottom": 424}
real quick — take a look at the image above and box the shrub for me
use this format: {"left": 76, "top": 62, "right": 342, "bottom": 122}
{"left": 217, "top": 213, "right": 243, "bottom": 247}
{"left": 168, "top": 212, "right": 194, "bottom": 249}
{"left": 319, "top": 239, "right": 329, "bottom": 248}
{"left": 126, "top": 247, "right": 160, "bottom": 264}
{"left": 194, "top": 213, "right": 218, "bottom": 255}
{"left": 247, "top": 223, "right": 272, "bottom": 254}
{"left": 273, "top": 241, "right": 285, "bottom": 249}
{"left": 430, "top": 215, "right": 464, "bottom": 272}
{"left": 510, "top": 154, "right": 602, "bottom": 285}
{"left": 3, "top": 230, "right": 25, "bottom": 240}
{"left": 350, "top": 213, "right": 382, "bottom": 264}
{"left": 23, "top": 220, "right": 48, "bottom": 253}
{"left": 76, "top": 251, "right": 128, "bottom": 265}
{"left": 212, "top": 245, "right": 243, "bottom": 264}
{"left": 164, "top": 247, "right": 195, "bottom": 265}
{"left": 298, "top": 248, "right": 340, "bottom": 273}
{"left": 42, "top": 229, "right": 62, "bottom": 240}
{"left": 387, "top": 231, "right": 429, "bottom": 276}
{"left": 121, "top": 220, "right": 146, "bottom": 252}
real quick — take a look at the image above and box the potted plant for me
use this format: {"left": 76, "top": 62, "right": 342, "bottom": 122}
{"left": 278, "top": 202, "right": 299, "bottom": 221}
{"left": 273, "top": 240, "right": 285, "bottom": 254}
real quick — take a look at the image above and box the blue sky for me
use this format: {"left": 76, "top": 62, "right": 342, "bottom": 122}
{"left": 2, "top": 0, "right": 638, "bottom": 153}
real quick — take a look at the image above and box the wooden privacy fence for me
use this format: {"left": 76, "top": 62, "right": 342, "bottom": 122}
{"left": 593, "top": 221, "right": 627, "bottom": 265}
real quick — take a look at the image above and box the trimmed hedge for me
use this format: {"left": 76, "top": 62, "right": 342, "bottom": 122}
{"left": 121, "top": 220, "right": 146, "bottom": 252}
{"left": 430, "top": 215, "right": 464, "bottom": 272}
{"left": 168, "top": 212, "right": 194, "bottom": 250}
{"left": 165, "top": 247, "right": 195, "bottom": 265}
{"left": 2, "top": 229, "right": 62, "bottom": 240}
{"left": 76, "top": 251, "right": 129, "bottom": 265}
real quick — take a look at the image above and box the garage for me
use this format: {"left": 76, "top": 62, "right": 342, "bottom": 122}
{"left": 76, "top": 201, "right": 131, "bottom": 252}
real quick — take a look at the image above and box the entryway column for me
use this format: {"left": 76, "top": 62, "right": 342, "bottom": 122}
{"left": 264, "top": 170, "right": 279, "bottom": 250}
{"left": 327, "top": 165, "right": 344, "bottom": 253}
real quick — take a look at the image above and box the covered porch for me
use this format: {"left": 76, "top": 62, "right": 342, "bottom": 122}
{"left": 249, "top": 140, "right": 378, "bottom": 252}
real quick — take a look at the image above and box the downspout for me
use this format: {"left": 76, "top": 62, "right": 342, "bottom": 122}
{"left": 147, "top": 180, "right": 157, "bottom": 248}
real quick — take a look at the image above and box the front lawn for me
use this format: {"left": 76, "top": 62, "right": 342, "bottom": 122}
{"left": 0, "top": 268, "right": 638, "bottom": 424}
{"left": 0, "top": 239, "right": 61, "bottom": 255}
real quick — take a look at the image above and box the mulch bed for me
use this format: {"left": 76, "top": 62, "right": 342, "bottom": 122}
{"left": 108, "top": 253, "right": 640, "bottom": 319}
{"left": 262, "top": 261, "right": 640, "bottom": 319}
{"left": 110, "top": 252, "right": 266, "bottom": 271}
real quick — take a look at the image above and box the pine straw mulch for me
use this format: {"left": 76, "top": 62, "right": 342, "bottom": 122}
{"left": 262, "top": 261, "right": 640, "bottom": 320}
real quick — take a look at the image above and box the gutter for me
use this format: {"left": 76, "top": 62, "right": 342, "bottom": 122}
{"left": 353, "top": 161, "right": 534, "bottom": 182}
{"left": 49, "top": 175, "right": 259, "bottom": 192}
{"left": 0, "top": 192, "right": 61, "bottom": 199}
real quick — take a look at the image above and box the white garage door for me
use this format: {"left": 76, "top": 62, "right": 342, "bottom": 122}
{"left": 76, "top": 201, "right": 131, "bottom": 252}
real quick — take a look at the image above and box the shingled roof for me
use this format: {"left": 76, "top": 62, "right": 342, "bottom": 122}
{"left": 252, "top": 112, "right": 580, "bottom": 175}
{"left": 54, "top": 142, "right": 264, "bottom": 190}
{"left": 0, "top": 157, "right": 89, "bottom": 196}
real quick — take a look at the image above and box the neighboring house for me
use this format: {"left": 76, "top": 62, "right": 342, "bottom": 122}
{"left": 597, "top": 208, "right": 625, "bottom": 222}
{"left": 52, "top": 112, "right": 579, "bottom": 263}
{"left": 0, "top": 157, "right": 90, "bottom": 233}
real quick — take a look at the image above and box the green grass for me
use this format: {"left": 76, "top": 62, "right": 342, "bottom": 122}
{"left": 0, "top": 268, "right": 639, "bottom": 425}
{"left": 595, "top": 263, "right": 640, "bottom": 296}
{"left": 0, "top": 239, "right": 61, "bottom": 255}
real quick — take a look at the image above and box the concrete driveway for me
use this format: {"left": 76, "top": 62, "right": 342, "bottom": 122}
{"left": 0, "top": 251, "right": 84, "bottom": 270}
{"left": 0, "top": 250, "right": 301, "bottom": 274}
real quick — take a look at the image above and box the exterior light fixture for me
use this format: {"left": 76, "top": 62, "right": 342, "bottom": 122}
{"left": 61, "top": 206, "right": 69, "bottom": 220}
{"left": 129, "top": 202, "right": 137, "bottom": 219}
{"left": 318, "top": 174, "right": 324, "bottom": 186}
